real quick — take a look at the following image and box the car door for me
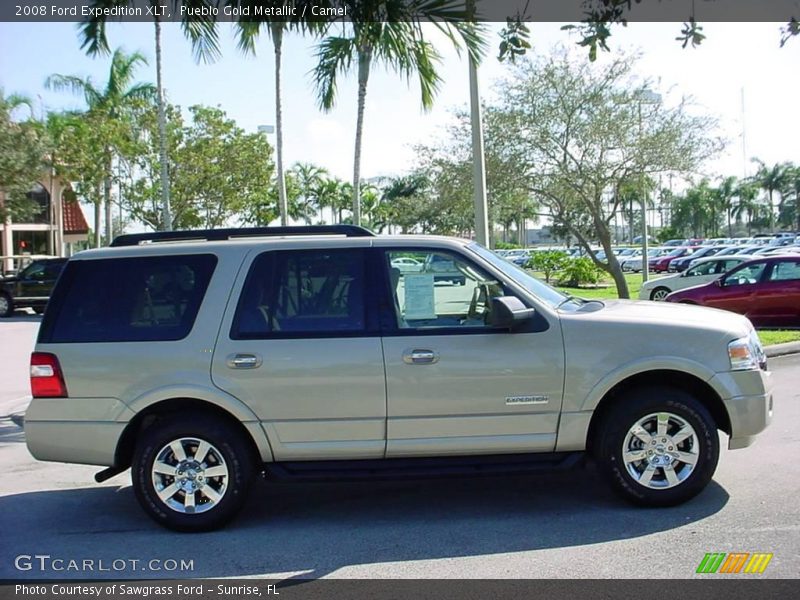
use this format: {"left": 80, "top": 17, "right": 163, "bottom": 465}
{"left": 211, "top": 246, "right": 387, "bottom": 461}
{"left": 17, "top": 261, "right": 50, "bottom": 302}
{"left": 706, "top": 260, "right": 769, "bottom": 318}
{"left": 754, "top": 258, "right": 800, "bottom": 327}
{"left": 379, "top": 247, "right": 565, "bottom": 458}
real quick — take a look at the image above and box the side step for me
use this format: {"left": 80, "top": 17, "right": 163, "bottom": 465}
{"left": 264, "top": 452, "right": 585, "bottom": 482}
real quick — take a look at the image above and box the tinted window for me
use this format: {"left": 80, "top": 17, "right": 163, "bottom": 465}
{"left": 232, "top": 249, "right": 366, "bottom": 338}
{"left": 45, "top": 255, "right": 216, "bottom": 343}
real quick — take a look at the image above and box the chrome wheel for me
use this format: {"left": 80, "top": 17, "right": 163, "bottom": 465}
{"left": 151, "top": 437, "right": 229, "bottom": 514}
{"left": 0, "top": 295, "right": 10, "bottom": 316}
{"left": 651, "top": 288, "right": 670, "bottom": 301}
{"left": 622, "top": 412, "right": 699, "bottom": 490}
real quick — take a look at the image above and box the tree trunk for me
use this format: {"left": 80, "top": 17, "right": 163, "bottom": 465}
{"left": 94, "top": 184, "right": 101, "bottom": 248}
{"left": 154, "top": 16, "right": 171, "bottom": 231}
{"left": 768, "top": 190, "right": 775, "bottom": 231}
{"left": 272, "top": 24, "right": 288, "bottom": 227}
{"left": 352, "top": 48, "right": 372, "bottom": 227}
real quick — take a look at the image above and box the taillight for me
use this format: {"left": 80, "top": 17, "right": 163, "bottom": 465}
{"left": 30, "top": 352, "right": 68, "bottom": 398}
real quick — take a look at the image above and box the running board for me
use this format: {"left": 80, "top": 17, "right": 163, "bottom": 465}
{"left": 263, "top": 452, "right": 584, "bottom": 482}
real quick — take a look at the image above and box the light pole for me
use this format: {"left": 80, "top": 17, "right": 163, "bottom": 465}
{"left": 258, "top": 124, "right": 284, "bottom": 226}
{"left": 638, "top": 89, "right": 661, "bottom": 283}
{"left": 467, "top": 0, "right": 489, "bottom": 247}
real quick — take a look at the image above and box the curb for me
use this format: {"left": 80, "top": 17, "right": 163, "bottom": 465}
{"left": 764, "top": 341, "right": 800, "bottom": 358}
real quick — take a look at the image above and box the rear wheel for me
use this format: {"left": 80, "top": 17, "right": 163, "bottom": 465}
{"left": 132, "top": 414, "right": 255, "bottom": 532}
{"left": 595, "top": 387, "right": 719, "bottom": 507}
{"left": 0, "top": 293, "right": 12, "bottom": 318}
{"left": 650, "top": 287, "right": 671, "bottom": 301}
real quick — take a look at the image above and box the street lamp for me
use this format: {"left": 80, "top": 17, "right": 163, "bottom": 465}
{"left": 258, "top": 125, "right": 286, "bottom": 227}
{"left": 638, "top": 89, "right": 661, "bottom": 283}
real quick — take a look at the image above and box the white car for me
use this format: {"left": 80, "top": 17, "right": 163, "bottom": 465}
{"left": 639, "top": 256, "right": 750, "bottom": 301}
{"left": 390, "top": 256, "right": 424, "bottom": 272}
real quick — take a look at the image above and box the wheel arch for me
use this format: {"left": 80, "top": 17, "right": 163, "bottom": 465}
{"left": 585, "top": 369, "right": 731, "bottom": 456}
{"left": 115, "top": 397, "right": 272, "bottom": 470}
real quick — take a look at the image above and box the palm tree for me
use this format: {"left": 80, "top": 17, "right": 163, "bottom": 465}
{"left": 291, "top": 162, "right": 328, "bottom": 223}
{"left": 714, "top": 176, "right": 738, "bottom": 236}
{"left": 79, "top": 1, "right": 220, "bottom": 232}
{"left": 751, "top": 159, "right": 791, "bottom": 231}
{"left": 732, "top": 181, "right": 760, "bottom": 235}
{"left": 46, "top": 50, "right": 155, "bottom": 247}
{"left": 312, "top": 2, "right": 484, "bottom": 226}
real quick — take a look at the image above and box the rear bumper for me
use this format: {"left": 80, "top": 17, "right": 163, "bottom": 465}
{"left": 24, "top": 396, "right": 133, "bottom": 467}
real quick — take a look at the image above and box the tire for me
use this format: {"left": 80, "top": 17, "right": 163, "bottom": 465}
{"left": 132, "top": 414, "right": 256, "bottom": 532}
{"left": 594, "top": 386, "right": 719, "bottom": 507}
{"left": 0, "top": 293, "right": 12, "bottom": 318}
{"left": 650, "top": 287, "right": 671, "bottom": 301}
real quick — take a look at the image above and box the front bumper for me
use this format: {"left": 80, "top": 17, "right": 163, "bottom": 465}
{"left": 708, "top": 368, "right": 773, "bottom": 450}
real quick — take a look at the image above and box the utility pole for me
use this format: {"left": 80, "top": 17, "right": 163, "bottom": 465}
{"left": 467, "top": 0, "right": 489, "bottom": 247}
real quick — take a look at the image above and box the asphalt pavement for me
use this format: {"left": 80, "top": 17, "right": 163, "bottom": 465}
{"left": 0, "top": 318, "right": 798, "bottom": 579}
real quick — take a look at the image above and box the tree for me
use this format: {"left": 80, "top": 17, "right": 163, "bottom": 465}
{"left": 311, "top": 0, "right": 484, "bottom": 226}
{"left": 490, "top": 50, "right": 721, "bottom": 298}
{"left": 79, "top": 0, "right": 221, "bottom": 231}
{"left": 714, "top": 175, "right": 739, "bottom": 237}
{"left": 46, "top": 49, "right": 155, "bottom": 246}
{"left": 0, "top": 90, "right": 49, "bottom": 222}
{"left": 750, "top": 159, "right": 791, "bottom": 231}
{"left": 123, "top": 104, "right": 275, "bottom": 231}
{"left": 529, "top": 250, "right": 568, "bottom": 284}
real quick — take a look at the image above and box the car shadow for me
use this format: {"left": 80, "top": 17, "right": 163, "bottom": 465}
{"left": 0, "top": 468, "right": 730, "bottom": 580}
{"left": 1, "top": 312, "right": 42, "bottom": 323}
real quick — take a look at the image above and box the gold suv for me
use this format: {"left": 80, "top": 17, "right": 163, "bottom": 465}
{"left": 25, "top": 226, "right": 772, "bottom": 531}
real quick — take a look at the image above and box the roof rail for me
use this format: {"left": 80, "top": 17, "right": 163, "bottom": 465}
{"left": 110, "top": 225, "right": 375, "bottom": 247}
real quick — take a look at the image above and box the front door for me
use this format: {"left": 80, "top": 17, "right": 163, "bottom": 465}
{"left": 211, "top": 247, "right": 386, "bottom": 460}
{"left": 380, "top": 248, "right": 565, "bottom": 458}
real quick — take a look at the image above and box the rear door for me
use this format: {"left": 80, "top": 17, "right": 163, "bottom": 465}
{"left": 379, "top": 247, "right": 565, "bottom": 458}
{"left": 211, "top": 246, "right": 387, "bottom": 461}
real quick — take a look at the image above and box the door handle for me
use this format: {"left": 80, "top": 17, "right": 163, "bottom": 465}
{"left": 226, "top": 353, "right": 262, "bottom": 369}
{"left": 403, "top": 349, "right": 439, "bottom": 365}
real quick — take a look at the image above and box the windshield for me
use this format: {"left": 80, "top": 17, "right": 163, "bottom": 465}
{"left": 468, "top": 243, "right": 568, "bottom": 309}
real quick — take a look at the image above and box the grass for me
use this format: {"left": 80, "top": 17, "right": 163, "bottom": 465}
{"left": 531, "top": 270, "right": 800, "bottom": 347}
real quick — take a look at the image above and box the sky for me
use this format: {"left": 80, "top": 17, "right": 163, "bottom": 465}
{"left": 1, "top": 20, "right": 798, "bottom": 212}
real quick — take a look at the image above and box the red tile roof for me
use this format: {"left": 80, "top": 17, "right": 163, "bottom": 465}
{"left": 63, "top": 200, "right": 89, "bottom": 234}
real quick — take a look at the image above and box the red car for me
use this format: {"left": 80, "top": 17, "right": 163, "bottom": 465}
{"left": 650, "top": 246, "right": 699, "bottom": 273}
{"left": 665, "top": 255, "right": 800, "bottom": 327}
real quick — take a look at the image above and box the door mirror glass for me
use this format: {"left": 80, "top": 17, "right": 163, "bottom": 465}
{"left": 488, "top": 296, "right": 536, "bottom": 330}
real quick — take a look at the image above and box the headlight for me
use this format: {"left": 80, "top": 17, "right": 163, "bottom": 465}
{"left": 728, "top": 331, "right": 767, "bottom": 371}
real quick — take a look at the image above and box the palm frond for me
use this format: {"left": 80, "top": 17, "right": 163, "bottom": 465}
{"left": 45, "top": 74, "right": 103, "bottom": 108}
{"left": 181, "top": 0, "right": 221, "bottom": 63}
{"left": 312, "top": 36, "right": 355, "bottom": 111}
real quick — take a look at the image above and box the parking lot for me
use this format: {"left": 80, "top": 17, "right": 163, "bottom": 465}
{"left": 1, "top": 317, "right": 798, "bottom": 580}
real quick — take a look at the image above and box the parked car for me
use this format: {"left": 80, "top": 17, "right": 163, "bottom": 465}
{"left": 639, "top": 256, "right": 750, "bottom": 301}
{"left": 0, "top": 257, "right": 68, "bottom": 317}
{"left": 503, "top": 249, "right": 532, "bottom": 267}
{"left": 650, "top": 247, "right": 698, "bottom": 273}
{"left": 390, "top": 256, "right": 423, "bottom": 273}
{"left": 669, "top": 245, "right": 729, "bottom": 273}
{"left": 0, "top": 254, "right": 55, "bottom": 279}
{"left": 621, "top": 247, "right": 668, "bottom": 272}
{"left": 26, "top": 225, "right": 772, "bottom": 531}
{"left": 661, "top": 239, "right": 689, "bottom": 247}
{"left": 666, "top": 255, "right": 800, "bottom": 327}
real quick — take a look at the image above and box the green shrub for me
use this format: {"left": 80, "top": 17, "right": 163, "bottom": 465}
{"left": 528, "top": 250, "right": 569, "bottom": 283}
{"left": 494, "top": 241, "right": 521, "bottom": 250}
{"left": 559, "top": 257, "right": 603, "bottom": 287}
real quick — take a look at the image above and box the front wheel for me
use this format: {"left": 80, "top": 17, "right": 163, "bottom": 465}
{"left": 595, "top": 387, "right": 719, "bottom": 507}
{"left": 650, "top": 287, "right": 671, "bottom": 301}
{"left": 132, "top": 415, "right": 255, "bottom": 532}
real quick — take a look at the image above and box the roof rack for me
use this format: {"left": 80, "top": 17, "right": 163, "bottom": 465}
{"left": 110, "top": 225, "right": 375, "bottom": 247}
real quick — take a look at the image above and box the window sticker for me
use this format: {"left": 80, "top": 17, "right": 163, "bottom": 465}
{"left": 403, "top": 274, "right": 436, "bottom": 320}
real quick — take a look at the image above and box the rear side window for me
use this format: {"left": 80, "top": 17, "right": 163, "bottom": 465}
{"left": 41, "top": 255, "right": 217, "bottom": 343}
{"left": 232, "top": 249, "right": 367, "bottom": 338}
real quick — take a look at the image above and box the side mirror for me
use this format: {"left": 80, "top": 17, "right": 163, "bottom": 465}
{"left": 488, "top": 296, "right": 536, "bottom": 330}
{"left": 714, "top": 278, "right": 723, "bottom": 287}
